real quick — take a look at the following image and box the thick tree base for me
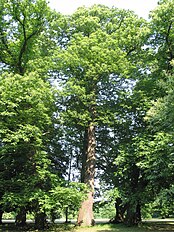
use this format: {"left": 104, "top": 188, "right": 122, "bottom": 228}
{"left": 124, "top": 203, "right": 141, "bottom": 226}
{"left": 109, "top": 215, "right": 124, "bottom": 224}
{"left": 34, "top": 212, "right": 48, "bottom": 230}
{"left": 15, "top": 209, "right": 26, "bottom": 227}
{"left": 77, "top": 192, "right": 95, "bottom": 226}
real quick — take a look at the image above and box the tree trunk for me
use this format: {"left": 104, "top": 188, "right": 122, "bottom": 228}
{"left": 15, "top": 208, "right": 26, "bottom": 227}
{"left": 0, "top": 210, "right": 3, "bottom": 224}
{"left": 125, "top": 202, "right": 141, "bottom": 226}
{"left": 35, "top": 212, "right": 47, "bottom": 230}
{"left": 110, "top": 198, "right": 127, "bottom": 224}
{"left": 77, "top": 192, "right": 95, "bottom": 226}
{"left": 135, "top": 202, "right": 141, "bottom": 223}
{"left": 81, "top": 128, "right": 88, "bottom": 183}
{"left": 77, "top": 124, "right": 96, "bottom": 226}
{"left": 125, "top": 204, "right": 136, "bottom": 226}
{"left": 124, "top": 164, "right": 142, "bottom": 226}
{"left": 65, "top": 207, "right": 69, "bottom": 223}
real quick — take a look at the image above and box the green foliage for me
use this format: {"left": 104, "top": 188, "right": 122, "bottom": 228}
{"left": 143, "top": 0, "right": 174, "bottom": 194}
{"left": 54, "top": 5, "right": 147, "bottom": 129}
{"left": 94, "top": 201, "right": 115, "bottom": 219}
{"left": 0, "top": 0, "right": 92, "bottom": 226}
{"left": 0, "top": 0, "right": 63, "bottom": 77}
{"left": 49, "top": 182, "right": 88, "bottom": 213}
{"left": 146, "top": 74, "right": 174, "bottom": 133}
{"left": 0, "top": 72, "right": 55, "bottom": 146}
{"left": 94, "top": 188, "right": 119, "bottom": 219}
{"left": 148, "top": 0, "right": 174, "bottom": 76}
{"left": 0, "top": 72, "right": 54, "bottom": 213}
{"left": 0, "top": 0, "right": 174, "bottom": 226}
{"left": 2, "top": 212, "right": 16, "bottom": 220}
{"left": 152, "top": 186, "right": 174, "bottom": 218}
{"left": 0, "top": 0, "right": 50, "bottom": 74}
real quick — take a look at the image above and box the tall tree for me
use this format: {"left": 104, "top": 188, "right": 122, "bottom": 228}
{"left": 111, "top": 0, "right": 174, "bottom": 224}
{"left": 0, "top": 0, "right": 72, "bottom": 228}
{"left": 54, "top": 5, "right": 147, "bottom": 226}
{"left": 97, "top": 76, "right": 155, "bottom": 225}
{"left": 0, "top": 72, "right": 56, "bottom": 224}
{"left": 144, "top": 0, "right": 174, "bottom": 193}
{"left": 110, "top": 0, "right": 174, "bottom": 224}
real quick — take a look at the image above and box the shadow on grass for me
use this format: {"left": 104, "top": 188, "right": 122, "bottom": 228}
{"left": 142, "top": 221, "right": 174, "bottom": 231}
{"left": 0, "top": 223, "right": 74, "bottom": 232}
{"left": 0, "top": 221, "right": 174, "bottom": 232}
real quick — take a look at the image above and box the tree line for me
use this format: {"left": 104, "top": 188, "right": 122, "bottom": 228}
{"left": 0, "top": 0, "right": 174, "bottom": 229}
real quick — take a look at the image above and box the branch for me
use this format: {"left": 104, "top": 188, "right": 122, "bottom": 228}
{"left": 12, "top": 4, "right": 44, "bottom": 74}
{"left": 165, "top": 21, "right": 174, "bottom": 61}
{"left": 126, "top": 47, "right": 136, "bottom": 56}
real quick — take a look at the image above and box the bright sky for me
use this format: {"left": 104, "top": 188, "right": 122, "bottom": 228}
{"left": 48, "top": 0, "right": 158, "bottom": 19}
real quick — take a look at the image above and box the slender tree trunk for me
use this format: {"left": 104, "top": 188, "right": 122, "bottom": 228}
{"left": 50, "top": 208, "right": 56, "bottom": 223}
{"left": 15, "top": 208, "right": 26, "bottom": 227}
{"left": 0, "top": 209, "right": 3, "bottom": 224}
{"left": 77, "top": 124, "right": 96, "bottom": 226}
{"left": 135, "top": 202, "right": 141, "bottom": 223}
{"left": 0, "top": 196, "right": 2, "bottom": 224}
{"left": 65, "top": 150, "right": 73, "bottom": 223}
{"left": 81, "top": 128, "right": 88, "bottom": 183}
{"left": 65, "top": 208, "right": 69, "bottom": 223}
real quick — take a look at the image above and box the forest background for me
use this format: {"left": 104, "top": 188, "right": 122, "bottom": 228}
{"left": 0, "top": 0, "right": 174, "bottom": 230}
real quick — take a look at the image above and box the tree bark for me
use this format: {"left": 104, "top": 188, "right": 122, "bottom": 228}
{"left": 110, "top": 198, "right": 127, "bottom": 224}
{"left": 135, "top": 202, "right": 141, "bottom": 223}
{"left": 0, "top": 210, "right": 3, "bottom": 224}
{"left": 125, "top": 202, "right": 141, "bottom": 226}
{"left": 15, "top": 208, "right": 26, "bottom": 227}
{"left": 124, "top": 164, "right": 142, "bottom": 226}
{"left": 34, "top": 212, "right": 47, "bottom": 230}
{"left": 77, "top": 124, "right": 96, "bottom": 226}
{"left": 81, "top": 128, "right": 88, "bottom": 183}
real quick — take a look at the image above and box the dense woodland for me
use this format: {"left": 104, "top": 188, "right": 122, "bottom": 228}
{"left": 0, "top": 0, "right": 174, "bottom": 230}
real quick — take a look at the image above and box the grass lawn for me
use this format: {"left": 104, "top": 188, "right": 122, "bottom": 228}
{"left": 1, "top": 221, "right": 174, "bottom": 232}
